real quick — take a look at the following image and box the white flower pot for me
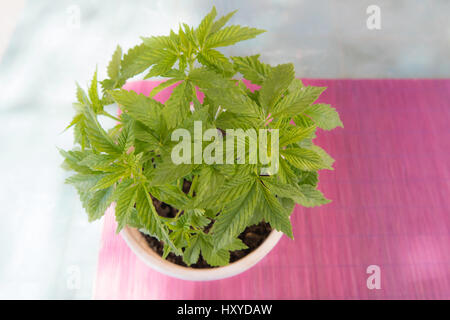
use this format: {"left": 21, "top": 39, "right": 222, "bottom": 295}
{"left": 121, "top": 226, "right": 283, "bottom": 281}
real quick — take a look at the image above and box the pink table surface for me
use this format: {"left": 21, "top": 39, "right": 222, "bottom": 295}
{"left": 93, "top": 79, "right": 450, "bottom": 300}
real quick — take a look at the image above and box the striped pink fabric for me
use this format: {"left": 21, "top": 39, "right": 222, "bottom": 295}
{"left": 94, "top": 79, "right": 450, "bottom": 299}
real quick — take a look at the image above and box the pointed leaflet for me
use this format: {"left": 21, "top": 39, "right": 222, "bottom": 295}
{"left": 162, "top": 81, "right": 192, "bottom": 129}
{"left": 303, "top": 103, "right": 344, "bottom": 130}
{"left": 86, "top": 187, "right": 114, "bottom": 222}
{"left": 262, "top": 177, "right": 330, "bottom": 208}
{"left": 272, "top": 86, "right": 326, "bottom": 119}
{"left": 197, "top": 49, "right": 234, "bottom": 74}
{"left": 259, "top": 63, "right": 295, "bottom": 113}
{"left": 211, "top": 181, "right": 259, "bottom": 248}
{"left": 196, "top": 6, "right": 217, "bottom": 46}
{"left": 120, "top": 44, "right": 162, "bottom": 79}
{"left": 114, "top": 180, "right": 139, "bottom": 233}
{"left": 107, "top": 45, "right": 122, "bottom": 81}
{"left": 231, "top": 55, "right": 272, "bottom": 85}
{"left": 198, "top": 233, "right": 230, "bottom": 266}
{"left": 257, "top": 181, "right": 293, "bottom": 238}
{"left": 205, "top": 25, "right": 265, "bottom": 48}
{"left": 88, "top": 69, "right": 102, "bottom": 113}
{"left": 135, "top": 184, "right": 180, "bottom": 254}
{"left": 281, "top": 147, "right": 328, "bottom": 171}
{"left": 110, "top": 89, "right": 163, "bottom": 131}
{"left": 80, "top": 104, "right": 121, "bottom": 155}
{"left": 279, "top": 125, "right": 317, "bottom": 146}
{"left": 210, "top": 10, "right": 237, "bottom": 34}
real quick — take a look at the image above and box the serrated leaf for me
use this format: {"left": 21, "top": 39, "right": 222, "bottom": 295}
{"left": 198, "top": 233, "right": 230, "bottom": 266}
{"left": 135, "top": 184, "right": 181, "bottom": 254}
{"left": 231, "top": 55, "right": 272, "bottom": 85}
{"left": 272, "top": 86, "right": 326, "bottom": 119}
{"left": 306, "top": 144, "right": 335, "bottom": 170}
{"left": 162, "top": 81, "right": 192, "bottom": 129}
{"left": 144, "top": 52, "right": 178, "bottom": 79}
{"left": 120, "top": 44, "right": 160, "bottom": 79}
{"left": 88, "top": 69, "right": 102, "bottom": 113}
{"left": 80, "top": 105, "right": 121, "bottom": 155}
{"left": 91, "top": 169, "right": 127, "bottom": 191}
{"left": 110, "top": 89, "right": 163, "bottom": 131}
{"left": 114, "top": 180, "right": 139, "bottom": 232}
{"left": 151, "top": 161, "right": 196, "bottom": 186}
{"left": 183, "top": 234, "right": 201, "bottom": 266}
{"left": 257, "top": 182, "right": 293, "bottom": 238}
{"left": 211, "top": 182, "right": 258, "bottom": 248}
{"left": 281, "top": 147, "right": 327, "bottom": 171}
{"left": 303, "top": 103, "right": 344, "bottom": 130}
{"left": 59, "top": 149, "right": 95, "bottom": 174}
{"left": 259, "top": 63, "right": 295, "bottom": 113}
{"left": 196, "top": 6, "right": 217, "bottom": 46}
{"left": 279, "top": 125, "right": 316, "bottom": 146}
{"left": 205, "top": 25, "right": 265, "bottom": 48}
{"left": 262, "top": 177, "right": 329, "bottom": 208}
{"left": 223, "top": 238, "right": 248, "bottom": 251}
{"left": 86, "top": 187, "right": 114, "bottom": 222}
{"left": 78, "top": 153, "right": 116, "bottom": 171}
{"left": 149, "top": 79, "right": 180, "bottom": 98}
{"left": 107, "top": 45, "right": 122, "bottom": 81}
{"left": 210, "top": 10, "right": 237, "bottom": 34}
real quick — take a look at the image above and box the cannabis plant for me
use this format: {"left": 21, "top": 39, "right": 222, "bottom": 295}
{"left": 60, "top": 7, "right": 343, "bottom": 266}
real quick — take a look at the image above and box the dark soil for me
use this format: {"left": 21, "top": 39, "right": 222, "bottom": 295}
{"left": 140, "top": 180, "right": 272, "bottom": 268}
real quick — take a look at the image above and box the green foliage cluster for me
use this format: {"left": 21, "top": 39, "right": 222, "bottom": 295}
{"left": 60, "top": 7, "right": 343, "bottom": 266}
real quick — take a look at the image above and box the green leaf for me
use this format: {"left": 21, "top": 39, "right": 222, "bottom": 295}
{"left": 211, "top": 181, "right": 258, "bottom": 248}
{"left": 306, "top": 144, "right": 335, "bottom": 169}
{"left": 91, "top": 169, "right": 128, "bottom": 191}
{"left": 120, "top": 44, "right": 160, "bottom": 79}
{"left": 144, "top": 52, "right": 178, "bottom": 79}
{"left": 262, "top": 177, "right": 330, "bottom": 208}
{"left": 198, "top": 233, "right": 230, "bottom": 266}
{"left": 272, "top": 86, "right": 326, "bottom": 119}
{"left": 107, "top": 45, "right": 122, "bottom": 81}
{"left": 196, "top": 6, "right": 217, "bottom": 46}
{"left": 80, "top": 104, "right": 121, "bottom": 155}
{"left": 279, "top": 125, "right": 316, "bottom": 146}
{"left": 162, "top": 81, "right": 192, "bottom": 129}
{"left": 114, "top": 179, "right": 139, "bottom": 233}
{"left": 205, "top": 25, "right": 265, "bottom": 48}
{"left": 110, "top": 89, "right": 163, "bottom": 131}
{"left": 223, "top": 238, "right": 248, "bottom": 251}
{"left": 60, "top": 149, "right": 95, "bottom": 174}
{"left": 259, "top": 63, "right": 295, "bottom": 113}
{"left": 303, "top": 103, "right": 344, "bottom": 130}
{"left": 149, "top": 79, "right": 180, "bottom": 98}
{"left": 88, "top": 69, "right": 102, "bottom": 113}
{"left": 210, "top": 10, "right": 238, "bottom": 34}
{"left": 197, "top": 49, "right": 234, "bottom": 74}
{"left": 281, "top": 147, "right": 327, "bottom": 171}
{"left": 183, "top": 234, "right": 201, "bottom": 265}
{"left": 78, "top": 153, "right": 117, "bottom": 171}
{"left": 151, "top": 161, "right": 196, "bottom": 186}
{"left": 257, "top": 182, "right": 293, "bottom": 238}
{"left": 231, "top": 55, "right": 272, "bottom": 85}
{"left": 86, "top": 187, "right": 114, "bottom": 222}
{"left": 136, "top": 184, "right": 181, "bottom": 254}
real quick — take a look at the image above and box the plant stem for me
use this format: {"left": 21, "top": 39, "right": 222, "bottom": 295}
{"left": 188, "top": 175, "right": 199, "bottom": 197}
{"left": 101, "top": 111, "right": 121, "bottom": 122}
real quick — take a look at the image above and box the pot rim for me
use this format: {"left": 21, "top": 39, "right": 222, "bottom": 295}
{"left": 121, "top": 226, "right": 283, "bottom": 281}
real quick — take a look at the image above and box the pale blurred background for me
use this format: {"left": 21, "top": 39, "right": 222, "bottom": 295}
{"left": 0, "top": 0, "right": 449, "bottom": 299}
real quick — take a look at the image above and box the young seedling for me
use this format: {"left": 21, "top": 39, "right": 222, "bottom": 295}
{"left": 60, "top": 7, "right": 343, "bottom": 267}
